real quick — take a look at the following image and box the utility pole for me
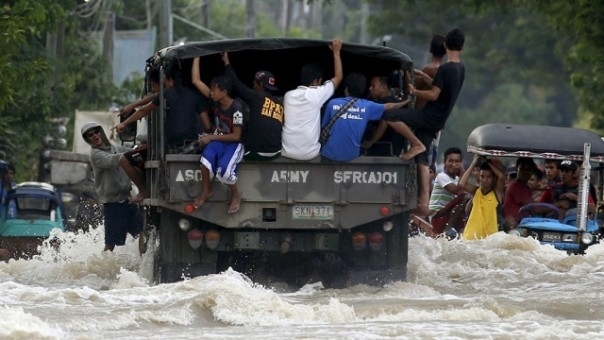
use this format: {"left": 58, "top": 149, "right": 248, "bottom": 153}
{"left": 159, "top": 0, "right": 173, "bottom": 48}
{"left": 245, "top": 0, "right": 256, "bottom": 38}
{"left": 145, "top": 0, "right": 152, "bottom": 30}
{"left": 359, "top": 2, "right": 369, "bottom": 44}
{"left": 201, "top": 0, "right": 210, "bottom": 29}
{"left": 102, "top": 11, "right": 114, "bottom": 83}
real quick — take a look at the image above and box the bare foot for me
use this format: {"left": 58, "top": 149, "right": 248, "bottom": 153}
{"left": 131, "top": 191, "right": 146, "bottom": 204}
{"left": 193, "top": 191, "right": 213, "bottom": 209}
{"left": 227, "top": 196, "right": 241, "bottom": 214}
{"left": 399, "top": 144, "right": 426, "bottom": 161}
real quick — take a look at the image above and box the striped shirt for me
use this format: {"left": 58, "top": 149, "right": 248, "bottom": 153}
{"left": 429, "top": 172, "right": 459, "bottom": 212}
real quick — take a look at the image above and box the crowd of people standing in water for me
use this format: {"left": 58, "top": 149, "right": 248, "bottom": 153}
{"left": 422, "top": 150, "right": 595, "bottom": 240}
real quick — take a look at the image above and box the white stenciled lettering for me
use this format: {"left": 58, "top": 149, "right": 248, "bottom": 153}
{"left": 233, "top": 111, "right": 244, "bottom": 125}
{"left": 333, "top": 171, "right": 398, "bottom": 184}
{"left": 271, "top": 170, "right": 310, "bottom": 183}
{"left": 184, "top": 169, "right": 202, "bottom": 182}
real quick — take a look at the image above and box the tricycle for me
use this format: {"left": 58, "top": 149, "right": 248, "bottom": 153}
{"left": 467, "top": 123, "right": 604, "bottom": 253}
{"left": 0, "top": 182, "right": 66, "bottom": 260}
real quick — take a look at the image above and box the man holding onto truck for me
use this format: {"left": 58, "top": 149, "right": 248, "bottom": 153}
{"left": 81, "top": 122, "right": 145, "bottom": 254}
{"left": 115, "top": 68, "right": 209, "bottom": 152}
{"left": 381, "top": 28, "right": 466, "bottom": 216}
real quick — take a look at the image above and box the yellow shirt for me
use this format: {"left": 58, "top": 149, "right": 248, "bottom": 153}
{"left": 462, "top": 189, "right": 499, "bottom": 240}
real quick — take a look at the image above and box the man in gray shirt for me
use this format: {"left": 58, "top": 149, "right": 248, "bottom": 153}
{"left": 82, "top": 122, "right": 145, "bottom": 254}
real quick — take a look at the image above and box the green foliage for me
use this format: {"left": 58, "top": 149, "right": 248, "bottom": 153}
{"left": 0, "top": 0, "right": 67, "bottom": 111}
{"left": 115, "top": 72, "right": 146, "bottom": 106}
{"left": 444, "top": 0, "right": 604, "bottom": 130}
{"left": 442, "top": 83, "right": 554, "bottom": 152}
{"left": 364, "top": 0, "right": 581, "bottom": 153}
{"left": 0, "top": 0, "right": 69, "bottom": 179}
{"left": 0, "top": 0, "right": 116, "bottom": 181}
{"left": 2, "top": 0, "right": 603, "bottom": 179}
{"left": 531, "top": 0, "right": 604, "bottom": 131}
{"left": 174, "top": 0, "right": 248, "bottom": 39}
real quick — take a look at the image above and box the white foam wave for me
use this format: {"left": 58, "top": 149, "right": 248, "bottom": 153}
{"left": 0, "top": 306, "right": 65, "bottom": 339}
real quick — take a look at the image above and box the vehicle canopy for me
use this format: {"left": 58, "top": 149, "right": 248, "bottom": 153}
{"left": 467, "top": 124, "right": 604, "bottom": 163}
{"left": 145, "top": 38, "right": 413, "bottom": 95}
{"left": 6, "top": 182, "right": 63, "bottom": 203}
{"left": 1, "top": 182, "right": 66, "bottom": 228}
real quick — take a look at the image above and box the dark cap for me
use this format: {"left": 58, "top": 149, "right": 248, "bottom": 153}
{"left": 506, "top": 166, "right": 517, "bottom": 175}
{"left": 559, "top": 160, "right": 578, "bottom": 171}
{"left": 255, "top": 70, "right": 278, "bottom": 92}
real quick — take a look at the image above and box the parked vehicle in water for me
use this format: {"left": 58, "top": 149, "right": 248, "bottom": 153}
{"left": 467, "top": 123, "right": 604, "bottom": 253}
{"left": 0, "top": 182, "right": 66, "bottom": 260}
{"left": 139, "top": 38, "right": 416, "bottom": 288}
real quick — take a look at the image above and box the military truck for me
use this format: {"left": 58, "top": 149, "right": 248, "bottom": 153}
{"left": 139, "top": 38, "right": 417, "bottom": 288}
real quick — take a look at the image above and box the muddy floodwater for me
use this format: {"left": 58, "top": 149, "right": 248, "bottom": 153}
{"left": 1, "top": 227, "right": 603, "bottom": 339}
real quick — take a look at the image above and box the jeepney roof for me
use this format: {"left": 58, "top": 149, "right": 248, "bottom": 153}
{"left": 467, "top": 124, "right": 604, "bottom": 162}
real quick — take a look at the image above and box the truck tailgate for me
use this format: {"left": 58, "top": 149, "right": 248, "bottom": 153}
{"left": 161, "top": 155, "right": 416, "bottom": 230}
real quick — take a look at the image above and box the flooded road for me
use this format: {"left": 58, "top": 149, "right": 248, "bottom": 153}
{"left": 1, "top": 227, "right": 603, "bottom": 339}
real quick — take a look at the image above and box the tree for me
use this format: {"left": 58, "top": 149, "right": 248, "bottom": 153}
{"left": 522, "top": 0, "right": 604, "bottom": 130}
{"left": 364, "top": 0, "right": 579, "bottom": 154}
{"left": 0, "top": 0, "right": 117, "bottom": 181}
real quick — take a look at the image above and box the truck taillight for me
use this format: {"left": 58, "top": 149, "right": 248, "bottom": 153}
{"left": 205, "top": 230, "right": 221, "bottom": 250}
{"left": 352, "top": 232, "right": 366, "bottom": 251}
{"left": 369, "top": 232, "right": 384, "bottom": 251}
{"left": 379, "top": 206, "right": 390, "bottom": 216}
{"left": 184, "top": 204, "right": 196, "bottom": 214}
{"left": 187, "top": 229, "right": 203, "bottom": 249}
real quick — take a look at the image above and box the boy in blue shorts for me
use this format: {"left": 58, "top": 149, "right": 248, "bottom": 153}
{"left": 192, "top": 57, "right": 245, "bottom": 214}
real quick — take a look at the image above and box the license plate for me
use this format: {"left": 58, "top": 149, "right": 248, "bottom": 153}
{"left": 542, "top": 232, "right": 561, "bottom": 241}
{"left": 293, "top": 205, "right": 334, "bottom": 220}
